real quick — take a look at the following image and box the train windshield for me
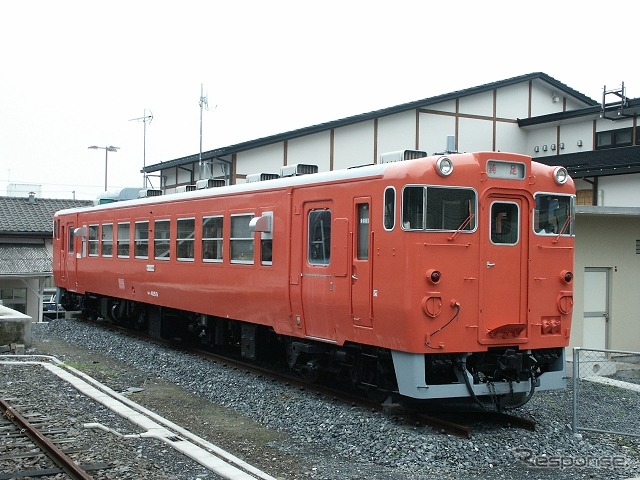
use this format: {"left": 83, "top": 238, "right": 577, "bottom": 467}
{"left": 402, "top": 186, "right": 476, "bottom": 232}
{"left": 533, "top": 193, "right": 575, "bottom": 236}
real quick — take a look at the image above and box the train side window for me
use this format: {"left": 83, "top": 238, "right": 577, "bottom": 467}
{"left": 308, "top": 209, "right": 331, "bottom": 265}
{"left": 135, "top": 221, "right": 149, "bottom": 259}
{"left": 258, "top": 211, "right": 274, "bottom": 266}
{"left": 426, "top": 187, "right": 476, "bottom": 231}
{"left": 68, "top": 226, "right": 75, "bottom": 254}
{"left": 102, "top": 223, "right": 113, "bottom": 257}
{"left": 154, "top": 219, "right": 171, "bottom": 260}
{"left": 357, "top": 203, "right": 369, "bottom": 260}
{"left": 383, "top": 187, "right": 395, "bottom": 230}
{"left": 117, "top": 222, "right": 130, "bottom": 258}
{"left": 177, "top": 218, "right": 195, "bottom": 261}
{"left": 202, "top": 216, "right": 223, "bottom": 262}
{"left": 231, "top": 214, "right": 254, "bottom": 264}
{"left": 402, "top": 186, "right": 424, "bottom": 230}
{"left": 534, "top": 194, "right": 575, "bottom": 236}
{"left": 490, "top": 202, "right": 519, "bottom": 245}
{"left": 88, "top": 224, "right": 99, "bottom": 256}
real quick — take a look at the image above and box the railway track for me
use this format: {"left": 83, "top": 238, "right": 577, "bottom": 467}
{"left": 0, "top": 397, "right": 109, "bottom": 479}
{"left": 1, "top": 355, "right": 278, "bottom": 480}
{"left": 85, "top": 316, "right": 537, "bottom": 439}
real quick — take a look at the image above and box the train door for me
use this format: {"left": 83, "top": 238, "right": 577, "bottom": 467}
{"left": 63, "top": 221, "right": 78, "bottom": 291}
{"left": 351, "top": 197, "right": 373, "bottom": 327}
{"left": 300, "top": 201, "right": 338, "bottom": 340}
{"left": 478, "top": 195, "right": 528, "bottom": 343}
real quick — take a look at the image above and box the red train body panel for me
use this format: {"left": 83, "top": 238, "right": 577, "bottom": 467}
{"left": 53, "top": 151, "right": 575, "bottom": 405}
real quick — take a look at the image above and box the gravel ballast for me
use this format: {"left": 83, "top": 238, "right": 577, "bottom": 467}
{"left": 4, "top": 318, "right": 639, "bottom": 479}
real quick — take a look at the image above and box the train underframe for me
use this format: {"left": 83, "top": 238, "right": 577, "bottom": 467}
{"left": 61, "top": 290, "right": 565, "bottom": 410}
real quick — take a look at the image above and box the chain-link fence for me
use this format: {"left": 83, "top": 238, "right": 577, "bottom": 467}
{"left": 572, "top": 347, "right": 640, "bottom": 437}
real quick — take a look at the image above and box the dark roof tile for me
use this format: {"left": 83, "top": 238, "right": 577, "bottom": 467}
{"left": 0, "top": 245, "right": 52, "bottom": 275}
{"left": 0, "top": 196, "right": 93, "bottom": 234}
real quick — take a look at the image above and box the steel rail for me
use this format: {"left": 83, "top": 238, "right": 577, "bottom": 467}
{"left": 0, "top": 398, "right": 93, "bottom": 480}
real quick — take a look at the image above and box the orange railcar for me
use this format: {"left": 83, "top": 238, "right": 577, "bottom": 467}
{"left": 53, "top": 151, "right": 574, "bottom": 407}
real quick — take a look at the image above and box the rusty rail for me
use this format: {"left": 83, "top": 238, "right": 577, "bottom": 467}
{"left": 1, "top": 398, "right": 93, "bottom": 480}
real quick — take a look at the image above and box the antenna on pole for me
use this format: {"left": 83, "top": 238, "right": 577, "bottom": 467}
{"left": 199, "top": 83, "right": 209, "bottom": 180}
{"left": 129, "top": 109, "right": 154, "bottom": 188}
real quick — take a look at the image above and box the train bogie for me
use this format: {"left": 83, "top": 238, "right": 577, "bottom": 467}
{"left": 53, "top": 151, "right": 574, "bottom": 408}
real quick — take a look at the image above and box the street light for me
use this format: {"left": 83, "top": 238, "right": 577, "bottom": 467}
{"left": 88, "top": 145, "right": 119, "bottom": 191}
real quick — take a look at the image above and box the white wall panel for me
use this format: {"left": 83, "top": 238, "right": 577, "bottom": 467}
{"left": 558, "top": 122, "right": 593, "bottom": 154}
{"left": 496, "top": 83, "right": 530, "bottom": 119}
{"left": 598, "top": 174, "right": 640, "bottom": 207}
{"left": 377, "top": 111, "right": 416, "bottom": 158}
{"left": 418, "top": 112, "right": 455, "bottom": 155}
{"left": 177, "top": 166, "right": 194, "bottom": 184}
{"left": 427, "top": 99, "right": 456, "bottom": 114}
{"left": 530, "top": 81, "right": 565, "bottom": 117}
{"left": 288, "top": 131, "right": 331, "bottom": 172}
{"left": 458, "top": 117, "right": 493, "bottom": 152}
{"left": 333, "top": 121, "right": 375, "bottom": 170}
{"left": 528, "top": 126, "right": 561, "bottom": 160}
{"left": 236, "top": 143, "right": 284, "bottom": 177}
{"left": 459, "top": 90, "right": 493, "bottom": 117}
{"left": 495, "top": 121, "right": 526, "bottom": 154}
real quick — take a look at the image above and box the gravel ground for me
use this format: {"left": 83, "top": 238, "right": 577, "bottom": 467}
{"left": 3, "top": 317, "right": 639, "bottom": 480}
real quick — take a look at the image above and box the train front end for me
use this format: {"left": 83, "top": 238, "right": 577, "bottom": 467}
{"left": 385, "top": 152, "right": 574, "bottom": 408}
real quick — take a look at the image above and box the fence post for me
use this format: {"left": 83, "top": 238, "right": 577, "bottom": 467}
{"left": 572, "top": 347, "right": 579, "bottom": 434}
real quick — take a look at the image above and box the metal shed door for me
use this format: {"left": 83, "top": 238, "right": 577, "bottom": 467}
{"left": 583, "top": 268, "right": 609, "bottom": 350}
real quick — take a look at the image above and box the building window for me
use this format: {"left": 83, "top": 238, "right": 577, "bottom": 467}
{"left": 88, "top": 224, "right": 99, "bottom": 256}
{"left": 177, "top": 218, "right": 195, "bottom": 261}
{"left": 383, "top": 187, "right": 395, "bottom": 230}
{"left": 102, "top": 223, "right": 113, "bottom": 257}
{"left": 230, "top": 214, "right": 254, "bottom": 263}
{"left": 117, "top": 222, "right": 130, "bottom": 258}
{"left": 308, "top": 209, "right": 331, "bottom": 265}
{"left": 135, "top": 221, "right": 149, "bottom": 258}
{"left": 154, "top": 219, "right": 170, "bottom": 260}
{"left": 596, "top": 127, "right": 633, "bottom": 150}
{"left": 202, "top": 216, "right": 223, "bottom": 262}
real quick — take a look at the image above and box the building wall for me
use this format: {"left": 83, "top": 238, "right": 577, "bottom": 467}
{"left": 333, "top": 121, "right": 376, "bottom": 169}
{"left": 572, "top": 215, "right": 640, "bottom": 351}
{"left": 598, "top": 174, "right": 640, "bottom": 207}
{"left": 288, "top": 131, "right": 331, "bottom": 171}
{"left": 236, "top": 143, "right": 285, "bottom": 180}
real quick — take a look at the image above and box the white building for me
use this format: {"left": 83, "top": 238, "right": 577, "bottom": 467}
{"left": 144, "top": 72, "right": 640, "bottom": 352}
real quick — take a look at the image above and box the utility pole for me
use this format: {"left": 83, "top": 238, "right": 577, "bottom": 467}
{"left": 129, "top": 109, "right": 153, "bottom": 188}
{"left": 199, "top": 84, "right": 209, "bottom": 180}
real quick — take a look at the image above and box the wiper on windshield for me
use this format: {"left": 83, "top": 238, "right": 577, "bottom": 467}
{"left": 448, "top": 213, "right": 475, "bottom": 241}
{"left": 553, "top": 215, "right": 573, "bottom": 243}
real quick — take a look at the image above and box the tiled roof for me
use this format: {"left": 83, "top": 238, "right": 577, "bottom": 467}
{"left": 0, "top": 196, "right": 94, "bottom": 235}
{"left": 0, "top": 245, "right": 52, "bottom": 276}
{"left": 537, "top": 145, "right": 640, "bottom": 178}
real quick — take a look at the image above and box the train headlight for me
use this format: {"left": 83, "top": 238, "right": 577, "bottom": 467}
{"left": 553, "top": 166, "right": 569, "bottom": 185}
{"left": 426, "top": 269, "right": 442, "bottom": 284}
{"left": 561, "top": 270, "right": 573, "bottom": 284}
{"left": 435, "top": 157, "right": 454, "bottom": 177}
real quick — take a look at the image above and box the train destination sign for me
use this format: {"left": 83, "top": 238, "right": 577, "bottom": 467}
{"left": 486, "top": 160, "right": 525, "bottom": 179}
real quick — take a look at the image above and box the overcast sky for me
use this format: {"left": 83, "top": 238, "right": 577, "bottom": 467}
{"left": 1, "top": 1, "right": 638, "bottom": 200}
